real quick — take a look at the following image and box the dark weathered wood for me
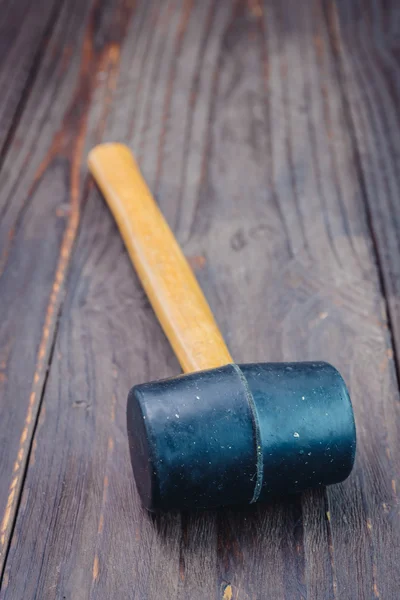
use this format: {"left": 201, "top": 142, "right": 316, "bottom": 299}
{"left": 0, "top": 0, "right": 70, "bottom": 572}
{"left": 1, "top": 0, "right": 400, "bottom": 599}
{"left": 323, "top": 2, "right": 400, "bottom": 598}
{"left": 0, "top": 0, "right": 63, "bottom": 155}
{"left": 329, "top": 0, "right": 400, "bottom": 384}
{"left": 0, "top": 0, "right": 135, "bottom": 576}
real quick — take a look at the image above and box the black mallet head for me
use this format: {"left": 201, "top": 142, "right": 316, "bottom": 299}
{"left": 128, "top": 362, "right": 356, "bottom": 511}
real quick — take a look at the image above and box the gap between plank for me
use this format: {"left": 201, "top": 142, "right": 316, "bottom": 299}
{"left": 0, "top": 0, "right": 69, "bottom": 582}
{"left": 322, "top": 0, "right": 400, "bottom": 393}
{"left": 321, "top": 3, "right": 400, "bottom": 592}
{"left": 0, "top": 0, "right": 131, "bottom": 578}
{"left": 0, "top": 180, "right": 91, "bottom": 586}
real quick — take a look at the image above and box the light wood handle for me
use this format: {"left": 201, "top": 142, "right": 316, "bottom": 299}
{"left": 87, "top": 143, "right": 233, "bottom": 374}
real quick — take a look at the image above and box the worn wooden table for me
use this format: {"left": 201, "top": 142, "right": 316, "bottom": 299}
{"left": 0, "top": 0, "right": 399, "bottom": 598}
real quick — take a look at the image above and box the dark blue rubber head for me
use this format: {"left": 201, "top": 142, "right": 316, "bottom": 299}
{"left": 127, "top": 362, "right": 356, "bottom": 511}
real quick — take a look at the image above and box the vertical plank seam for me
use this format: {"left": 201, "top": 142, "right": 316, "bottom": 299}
{"left": 137, "top": 0, "right": 177, "bottom": 166}
{"left": 154, "top": 0, "right": 195, "bottom": 198}
{"left": 187, "top": 0, "right": 239, "bottom": 242}
{"left": 271, "top": 3, "right": 308, "bottom": 260}
{"left": 0, "top": 0, "right": 70, "bottom": 581}
{"left": 323, "top": 491, "right": 338, "bottom": 599}
{"left": 175, "top": 0, "right": 216, "bottom": 242}
{"left": 125, "top": 2, "right": 160, "bottom": 142}
{"left": 323, "top": 2, "right": 397, "bottom": 596}
{"left": 89, "top": 367, "right": 117, "bottom": 597}
{"left": 323, "top": 0, "right": 400, "bottom": 391}
{"left": 0, "top": 0, "right": 137, "bottom": 575}
{"left": 0, "top": 181, "right": 89, "bottom": 586}
{"left": 302, "top": 3, "right": 344, "bottom": 272}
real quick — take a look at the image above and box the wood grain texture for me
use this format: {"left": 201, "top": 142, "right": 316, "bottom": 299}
{"left": 324, "top": 2, "right": 400, "bottom": 597}
{"left": 330, "top": 0, "right": 400, "bottom": 393}
{"left": 0, "top": 0, "right": 400, "bottom": 599}
{"left": 0, "top": 0, "right": 63, "bottom": 155}
{"left": 0, "top": 0, "right": 135, "bottom": 576}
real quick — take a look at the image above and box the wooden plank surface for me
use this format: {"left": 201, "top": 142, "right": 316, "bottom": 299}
{"left": 0, "top": 0, "right": 62, "bottom": 154}
{"left": 325, "top": 2, "right": 400, "bottom": 597}
{"left": 331, "top": 0, "right": 400, "bottom": 385}
{"left": 0, "top": 0, "right": 134, "bottom": 576}
{"left": 0, "top": 0, "right": 400, "bottom": 598}
{"left": 0, "top": 0, "right": 76, "bottom": 572}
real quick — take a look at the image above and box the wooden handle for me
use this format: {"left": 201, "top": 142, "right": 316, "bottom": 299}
{"left": 87, "top": 143, "right": 233, "bottom": 373}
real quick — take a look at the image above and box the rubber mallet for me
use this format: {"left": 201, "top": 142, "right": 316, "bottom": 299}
{"left": 88, "top": 144, "right": 356, "bottom": 511}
